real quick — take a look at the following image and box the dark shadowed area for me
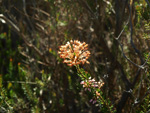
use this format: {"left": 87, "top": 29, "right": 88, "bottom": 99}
{"left": 0, "top": 0, "right": 150, "bottom": 113}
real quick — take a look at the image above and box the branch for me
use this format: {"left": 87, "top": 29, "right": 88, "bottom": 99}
{"left": 129, "top": 2, "right": 144, "bottom": 64}
{"left": 118, "top": 41, "right": 145, "bottom": 69}
{"left": 6, "top": 81, "right": 37, "bottom": 84}
{"left": 116, "top": 18, "right": 129, "bottom": 40}
{"left": 0, "top": 14, "right": 20, "bottom": 32}
{"left": 0, "top": 14, "right": 50, "bottom": 65}
{"left": 145, "top": 0, "right": 150, "bottom": 7}
{"left": 116, "top": 2, "right": 150, "bottom": 112}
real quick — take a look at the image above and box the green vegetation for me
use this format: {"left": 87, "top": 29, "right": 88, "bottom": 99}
{"left": 0, "top": 0, "right": 150, "bottom": 113}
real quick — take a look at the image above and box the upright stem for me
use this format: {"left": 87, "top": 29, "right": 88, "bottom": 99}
{"left": 99, "top": 94, "right": 113, "bottom": 113}
{"left": 75, "top": 65, "right": 87, "bottom": 79}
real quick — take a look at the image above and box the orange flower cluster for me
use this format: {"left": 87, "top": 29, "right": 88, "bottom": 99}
{"left": 58, "top": 40, "right": 90, "bottom": 66}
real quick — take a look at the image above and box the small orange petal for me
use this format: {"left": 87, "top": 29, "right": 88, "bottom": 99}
{"left": 10, "top": 58, "right": 13, "bottom": 62}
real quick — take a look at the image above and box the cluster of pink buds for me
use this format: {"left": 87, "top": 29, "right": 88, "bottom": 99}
{"left": 58, "top": 40, "right": 90, "bottom": 66}
{"left": 80, "top": 77, "right": 104, "bottom": 91}
{"left": 90, "top": 98, "right": 97, "bottom": 104}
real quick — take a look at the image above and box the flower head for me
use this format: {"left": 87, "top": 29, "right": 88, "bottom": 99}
{"left": 58, "top": 40, "right": 90, "bottom": 66}
{"left": 80, "top": 77, "right": 104, "bottom": 91}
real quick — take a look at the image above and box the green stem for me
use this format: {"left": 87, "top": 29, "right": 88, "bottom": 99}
{"left": 99, "top": 94, "right": 113, "bottom": 113}
{"left": 75, "top": 65, "right": 87, "bottom": 79}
